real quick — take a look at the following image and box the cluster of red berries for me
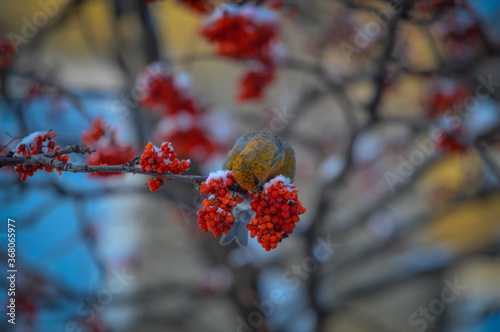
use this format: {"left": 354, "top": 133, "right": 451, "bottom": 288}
{"left": 136, "top": 62, "right": 218, "bottom": 162}
{"left": 86, "top": 143, "right": 136, "bottom": 177}
{"left": 438, "top": 7, "right": 481, "bottom": 61}
{"left": 201, "top": 4, "right": 280, "bottom": 61}
{"left": 82, "top": 117, "right": 136, "bottom": 177}
{"left": 136, "top": 62, "right": 201, "bottom": 115}
{"left": 247, "top": 176, "right": 306, "bottom": 251}
{"left": 140, "top": 141, "right": 191, "bottom": 174}
{"left": 81, "top": 117, "right": 107, "bottom": 147}
{"left": 147, "top": 177, "right": 165, "bottom": 192}
{"left": 240, "top": 63, "right": 278, "bottom": 102}
{"left": 139, "top": 141, "right": 191, "bottom": 191}
{"left": 13, "top": 131, "right": 69, "bottom": 181}
{"left": 152, "top": 103, "right": 218, "bottom": 162}
{"left": 237, "top": 63, "right": 275, "bottom": 101}
{"left": 196, "top": 172, "right": 306, "bottom": 250}
{"left": 0, "top": 40, "right": 16, "bottom": 69}
{"left": 201, "top": 4, "right": 282, "bottom": 101}
{"left": 197, "top": 171, "right": 244, "bottom": 237}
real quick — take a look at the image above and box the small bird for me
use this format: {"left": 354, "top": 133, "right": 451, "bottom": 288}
{"left": 220, "top": 132, "right": 296, "bottom": 247}
{"left": 222, "top": 132, "right": 296, "bottom": 191}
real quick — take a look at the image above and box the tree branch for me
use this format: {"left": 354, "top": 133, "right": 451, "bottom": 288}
{"left": 0, "top": 145, "right": 251, "bottom": 192}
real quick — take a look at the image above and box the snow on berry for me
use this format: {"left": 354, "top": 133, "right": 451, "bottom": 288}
{"left": 139, "top": 141, "right": 191, "bottom": 191}
{"left": 13, "top": 131, "right": 69, "bottom": 181}
{"left": 197, "top": 170, "right": 244, "bottom": 237}
{"left": 264, "top": 174, "right": 292, "bottom": 188}
{"left": 247, "top": 175, "right": 306, "bottom": 251}
{"left": 201, "top": 4, "right": 280, "bottom": 62}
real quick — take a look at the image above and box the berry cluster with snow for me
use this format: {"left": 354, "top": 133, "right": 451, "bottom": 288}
{"left": 139, "top": 141, "right": 191, "bottom": 191}
{"left": 197, "top": 170, "right": 244, "bottom": 237}
{"left": 201, "top": 4, "right": 284, "bottom": 101}
{"left": 13, "top": 131, "right": 69, "bottom": 181}
{"left": 247, "top": 176, "right": 306, "bottom": 251}
{"left": 135, "top": 62, "right": 201, "bottom": 115}
{"left": 197, "top": 172, "right": 306, "bottom": 250}
{"left": 135, "top": 61, "right": 218, "bottom": 162}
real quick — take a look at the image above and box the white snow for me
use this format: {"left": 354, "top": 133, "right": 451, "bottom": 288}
{"left": 14, "top": 131, "right": 51, "bottom": 156}
{"left": 264, "top": 175, "right": 292, "bottom": 190}
{"left": 205, "top": 4, "right": 238, "bottom": 24}
{"left": 353, "top": 131, "right": 384, "bottom": 165}
{"left": 319, "top": 155, "right": 345, "bottom": 181}
{"left": 206, "top": 169, "right": 232, "bottom": 183}
{"left": 436, "top": 78, "right": 457, "bottom": 97}
{"left": 146, "top": 61, "right": 169, "bottom": 77}
{"left": 155, "top": 117, "right": 176, "bottom": 138}
{"left": 270, "top": 41, "right": 287, "bottom": 62}
{"left": 205, "top": 3, "right": 279, "bottom": 26}
{"left": 18, "top": 131, "right": 48, "bottom": 146}
{"left": 173, "top": 71, "right": 192, "bottom": 91}
{"left": 175, "top": 111, "right": 195, "bottom": 132}
{"left": 240, "top": 4, "right": 279, "bottom": 23}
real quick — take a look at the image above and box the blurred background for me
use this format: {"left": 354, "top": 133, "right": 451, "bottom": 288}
{"left": 1, "top": 0, "right": 500, "bottom": 331}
